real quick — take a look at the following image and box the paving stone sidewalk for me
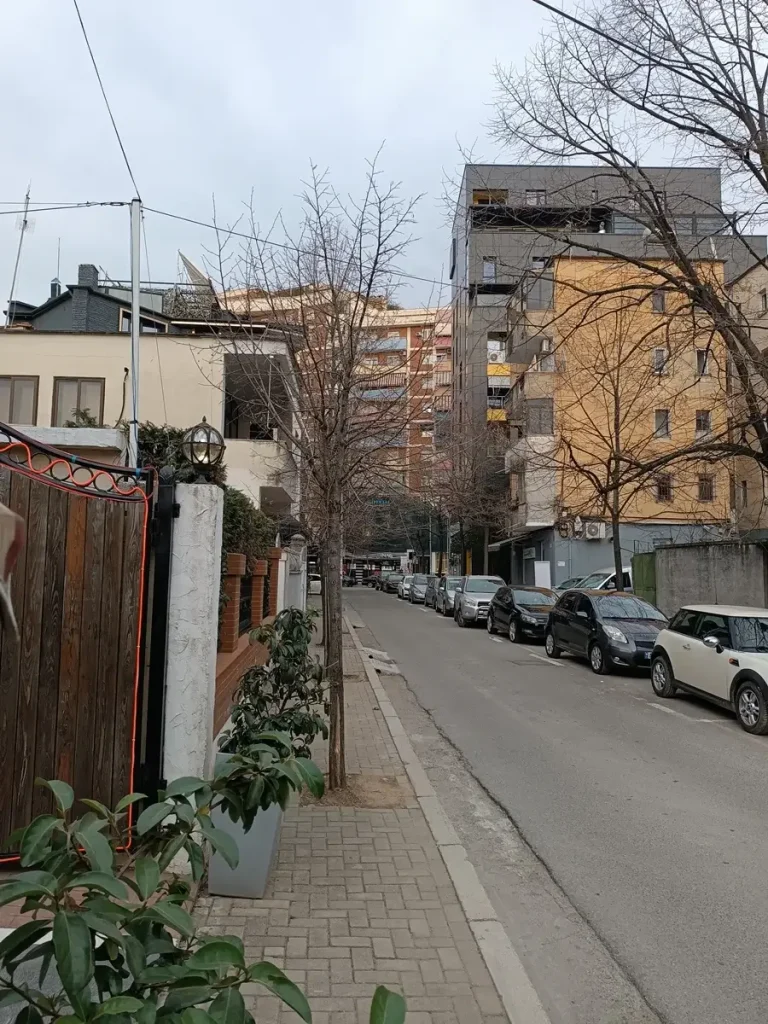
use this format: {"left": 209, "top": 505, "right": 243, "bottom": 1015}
{"left": 195, "top": 624, "right": 508, "bottom": 1024}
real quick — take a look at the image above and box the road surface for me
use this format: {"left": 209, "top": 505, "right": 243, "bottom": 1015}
{"left": 345, "top": 586, "right": 768, "bottom": 1024}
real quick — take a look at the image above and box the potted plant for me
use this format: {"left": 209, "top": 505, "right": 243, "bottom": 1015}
{"left": 209, "top": 608, "right": 327, "bottom": 898}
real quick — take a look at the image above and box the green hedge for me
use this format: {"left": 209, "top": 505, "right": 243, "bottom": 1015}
{"left": 222, "top": 486, "right": 275, "bottom": 571}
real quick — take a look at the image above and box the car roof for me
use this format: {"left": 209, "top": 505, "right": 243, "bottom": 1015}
{"left": 582, "top": 567, "right": 632, "bottom": 574}
{"left": 511, "top": 585, "right": 553, "bottom": 592}
{"left": 678, "top": 604, "right": 768, "bottom": 617}
{"left": 562, "top": 589, "right": 641, "bottom": 598}
{"left": 465, "top": 575, "right": 504, "bottom": 580}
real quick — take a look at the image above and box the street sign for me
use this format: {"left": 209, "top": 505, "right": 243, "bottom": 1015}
{"left": 369, "top": 497, "right": 390, "bottom": 506}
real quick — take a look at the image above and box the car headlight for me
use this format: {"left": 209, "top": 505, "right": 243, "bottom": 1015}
{"left": 604, "top": 624, "right": 628, "bottom": 644}
{"left": 520, "top": 613, "right": 537, "bottom": 624}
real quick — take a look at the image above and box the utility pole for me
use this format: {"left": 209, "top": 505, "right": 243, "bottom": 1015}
{"left": 5, "top": 186, "right": 31, "bottom": 328}
{"left": 128, "top": 198, "right": 141, "bottom": 467}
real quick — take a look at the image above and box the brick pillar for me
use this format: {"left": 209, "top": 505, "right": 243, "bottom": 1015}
{"left": 267, "top": 547, "right": 281, "bottom": 617}
{"left": 220, "top": 552, "right": 246, "bottom": 654}
{"left": 251, "top": 559, "right": 268, "bottom": 628}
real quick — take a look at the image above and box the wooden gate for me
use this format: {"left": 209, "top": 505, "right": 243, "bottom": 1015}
{"left": 0, "top": 426, "right": 153, "bottom": 853}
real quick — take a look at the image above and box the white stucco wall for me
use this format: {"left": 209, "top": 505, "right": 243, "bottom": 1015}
{"left": 163, "top": 483, "right": 224, "bottom": 784}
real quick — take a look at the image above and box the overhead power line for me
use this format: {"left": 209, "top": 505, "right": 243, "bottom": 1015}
{"left": 143, "top": 206, "right": 451, "bottom": 293}
{"left": 0, "top": 201, "right": 128, "bottom": 216}
{"left": 70, "top": 0, "right": 141, "bottom": 198}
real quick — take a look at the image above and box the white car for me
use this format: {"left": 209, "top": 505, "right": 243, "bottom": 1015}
{"left": 651, "top": 605, "right": 768, "bottom": 734}
{"left": 308, "top": 573, "right": 322, "bottom": 595}
{"left": 576, "top": 566, "right": 633, "bottom": 591}
{"left": 397, "top": 575, "right": 414, "bottom": 599}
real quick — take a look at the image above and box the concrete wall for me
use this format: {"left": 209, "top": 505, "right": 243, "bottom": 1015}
{"left": 655, "top": 542, "right": 768, "bottom": 616}
{"left": 163, "top": 483, "right": 224, "bottom": 783}
{"left": 225, "top": 438, "right": 298, "bottom": 511}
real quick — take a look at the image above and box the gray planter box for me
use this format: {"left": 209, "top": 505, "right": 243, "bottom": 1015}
{"left": 207, "top": 754, "right": 284, "bottom": 898}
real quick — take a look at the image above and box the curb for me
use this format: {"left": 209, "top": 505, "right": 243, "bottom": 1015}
{"left": 344, "top": 613, "right": 551, "bottom": 1024}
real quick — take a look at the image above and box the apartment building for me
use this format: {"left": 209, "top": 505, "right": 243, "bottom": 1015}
{"left": 1, "top": 265, "right": 299, "bottom": 518}
{"left": 450, "top": 164, "right": 766, "bottom": 584}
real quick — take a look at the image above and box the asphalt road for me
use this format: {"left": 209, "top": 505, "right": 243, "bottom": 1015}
{"left": 345, "top": 586, "right": 768, "bottom": 1024}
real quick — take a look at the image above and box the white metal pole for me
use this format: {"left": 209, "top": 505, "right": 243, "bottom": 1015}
{"left": 5, "top": 186, "right": 31, "bottom": 328}
{"left": 128, "top": 198, "right": 141, "bottom": 467}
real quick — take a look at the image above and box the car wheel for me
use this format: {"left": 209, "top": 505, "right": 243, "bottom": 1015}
{"left": 736, "top": 679, "right": 768, "bottom": 734}
{"left": 508, "top": 619, "right": 519, "bottom": 643}
{"left": 651, "top": 655, "right": 677, "bottom": 698}
{"left": 456, "top": 607, "right": 466, "bottom": 627}
{"left": 545, "top": 631, "right": 561, "bottom": 658}
{"left": 486, "top": 612, "right": 495, "bottom": 634}
{"left": 589, "top": 642, "right": 612, "bottom": 675}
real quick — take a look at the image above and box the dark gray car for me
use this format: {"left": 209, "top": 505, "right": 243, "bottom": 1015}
{"left": 409, "top": 573, "right": 431, "bottom": 603}
{"left": 435, "top": 576, "right": 463, "bottom": 616}
{"left": 424, "top": 575, "right": 440, "bottom": 608}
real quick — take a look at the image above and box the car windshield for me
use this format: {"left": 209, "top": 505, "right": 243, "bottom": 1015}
{"left": 403, "top": 576, "right": 413, "bottom": 583}
{"left": 413, "top": 575, "right": 428, "bottom": 585}
{"left": 513, "top": 589, "right": 555, "bottom": 606}
{"left": 388, "top": 574, "right": 403, "bottom": 581}
{"left": 730, "top": 616, "right": 768, "bottom": 653}
{"left": 465, "top": 578, "right": 504, "bottom": 593}
{"left": 446, "top": 577, "right": 462, "bottom": 590}
{"left": 595, "top": 596, "right": 666, "bottom": 620}
{"left": 579, "top": 571, "right": 612, "bottom": 589}
{"left": 558, "top": 576, "right": 584, "bottom": 589}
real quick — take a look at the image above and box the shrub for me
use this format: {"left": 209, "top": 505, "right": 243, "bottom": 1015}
{"left": 221, "top": 488, "right": 274, "bottom": 573}
{"left": 221, "top": 609, "right": 328, "bottom": 759}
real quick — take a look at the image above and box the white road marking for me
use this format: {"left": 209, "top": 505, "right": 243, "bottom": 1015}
{"left": 528, "top": 651, "right": 562, "bottom": 665}
{"left": 648, "top": 701, "right": 682, "bottom": 715}
{"left": 490, "top": 637, "right": 503, "bottom": 644}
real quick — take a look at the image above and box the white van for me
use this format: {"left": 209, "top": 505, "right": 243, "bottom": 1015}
{"left": 576, "top": 566, "right": 633, "bottom": 591}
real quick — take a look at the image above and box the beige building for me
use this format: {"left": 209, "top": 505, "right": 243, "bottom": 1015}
{"left": 0, "top": 327, "right": 299, "bottom": 518}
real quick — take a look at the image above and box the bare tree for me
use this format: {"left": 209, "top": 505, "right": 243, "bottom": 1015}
{"left": 492, "top": 0, "right": 768, "bottom": 473}
{"left": 204, "top": 162, "right": 431, "bottom": 790}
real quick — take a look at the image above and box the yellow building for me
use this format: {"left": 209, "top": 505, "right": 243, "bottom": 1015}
{"left": 504, "top": 256, "right": 731, "bottom": 585}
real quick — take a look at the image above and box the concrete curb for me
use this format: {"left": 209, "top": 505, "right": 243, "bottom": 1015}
{"left": 344, "top": 613, "right": 551, "bottom": 1024}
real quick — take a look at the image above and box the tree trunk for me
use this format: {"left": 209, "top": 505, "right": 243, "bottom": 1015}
{"left": 323, "top": 512, "right": 346, "bottom": 791}
{"left": 611, "top": 458, "right": 624, "bottom": 592}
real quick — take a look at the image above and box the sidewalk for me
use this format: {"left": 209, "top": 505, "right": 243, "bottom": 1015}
{"left": 195, "top": 619, "right": 512, "bottom": 1024}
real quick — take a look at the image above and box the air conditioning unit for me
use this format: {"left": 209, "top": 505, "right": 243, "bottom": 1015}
{"left": 584, "top": 521, "right": 606, "bottom": 540}
{"left": 488, "top": 351, "right": 503, "bottom": 363}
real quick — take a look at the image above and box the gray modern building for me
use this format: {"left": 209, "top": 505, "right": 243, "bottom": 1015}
{"left": 450, "top": 164, "right": 766, "bottom": 583}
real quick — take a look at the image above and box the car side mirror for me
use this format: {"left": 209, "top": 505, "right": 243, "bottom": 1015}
{"left": 455, "top": 586, "right": 463, "bottom": 593}
{"left": 703, "top": 635, "right": 724, "bottom": 653}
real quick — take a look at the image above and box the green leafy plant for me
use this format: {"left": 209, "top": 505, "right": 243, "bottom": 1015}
{"left": 136, "top": 422, "right": 228, "bottom": 486}
{"left": 221, "top": 488, "right": 274, "bottom": 574}
{"left": 220, "top": 609, "right": 328, "bottom": 760}
{"left": 0, "top": 757, "right": 404, "bottom": 1024}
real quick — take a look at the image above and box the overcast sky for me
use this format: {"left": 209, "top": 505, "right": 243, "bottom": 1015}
{"left": 0, "top": 0, "right": 547, "bottom": 310}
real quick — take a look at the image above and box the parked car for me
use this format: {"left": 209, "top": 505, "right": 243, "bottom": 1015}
{"left": 341, "top": 573, "right": 357, "bottom": 587}
{"left": 362, "top": 571, "right": 380, "bottom": 588}
{"left": 545, "top": 590, "right": 667, "bottom": 673}
{"left": 651, "top": 605, "right": 768, "bottom": 734}
{"left": 308, "top": 573, "right": 322, "bottom": 596}
{"left": 453, "top": 576, "right": 505, "bottom": 627}
{"left": 398, "top": 574, "right": 414, "bottom": 599}
{"left": 487, "top": 585, "right": 557, "bottom": 642}
{"left": 574, "top": 567, "right": 633, "bottom": 591}
{"left": 409, "top": 574, "right": 431, "bottom": 603}
{"left": 435, "top": 576, "right": 462, "bottom": 616}
{"left": 383, "top": 572, "right": 404, "bottom": 594}
{"left": 554, "top": 575, "right": 585, "bottom": 591}
{"left": 424, "top": 575, "right": 440, "bottom": 608}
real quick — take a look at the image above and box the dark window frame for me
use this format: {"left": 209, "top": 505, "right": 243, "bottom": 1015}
{"left": 52, "top": 377, "right": 106, "bottom": 428}
{"left": 652, "top": 289, "right": 666, "bottom": 313}
{"left": 654, "top": 408, "right": 671, "bottom": 438}
{"left": 656, "top": 473, "right": 673, "bottom": 502}
{"left": 669, "top": 608, "right": 700, "bottom": 636}
{"left": 698, "top": 474, "right": 715, "bottom": 502}
{"left": 0, "top": 375, "right": 39, "bottom": 425}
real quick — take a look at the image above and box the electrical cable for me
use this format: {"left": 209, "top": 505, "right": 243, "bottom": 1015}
{"left": 0, "top": 201, "right": 128, "bottom": 216}
{"left": 140, "top": 210, "right": 168, "bottom": 421}
{"left": 70, "top": 0, "right": 141, "bottom": 198}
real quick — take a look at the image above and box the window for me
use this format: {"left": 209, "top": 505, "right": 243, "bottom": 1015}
{"left": 696, "top": 349, "right": 710, "bottom": 376}
{"left": 0, "top": 376, "right": 38, "bottom": 425}
{"left": 530, "top": 256, "right": 548, "bottom": 269}
{"left": 482, "top": 257, "right": 497, "bottom": 282}
{"left": 52, "top": 378, "right": 105, "bottom": 427}
{"left": 669, "top": 608, "right": 700, "bottom": 636}
{"left": 730, "top": 616, "right": 768, "bottom": 653}
{"left": 698, "top": 474, "right": 715, "bottom": 501}
{"left": 119, "top": 310, "right": 168, "bottom": 334}
{"left": 590, "top": 188, "right": 599, "bottom": 202}
{"left": 525, "top": 189, "right": 547, "bottom": 207}
{"left": 695, "top": 409, "right": 711, "bottom": 436}
{"left": 654, "top": 408, "right": 671, "bottom": 438}
{"left": 696, "top": 613, "right": 730, "bottom": 646}
{"left": 472, "top": 189, "right": 508, "bottom": 205}
{"left": 525, "top": 398, "right": 554, "bottom": 435}
{"left": 449, "top": 237, "right": 457, "bottom": 280}
{"left": 740, "top": 479, "right": 749, "bottom": 508}
{"left": 695, "top": 214, "right": 728, "bottom": 236}
{"left": 656, "top": 473, "right": 673, "bottom": 502}
{"left": 652, "top": 289, "right": 666, "bottom": 313}
{"left": 653, "top": 348, "right": 669, "bottom": 373}
{"left": 761, "top": 290, "right": 768, "bottom": 314}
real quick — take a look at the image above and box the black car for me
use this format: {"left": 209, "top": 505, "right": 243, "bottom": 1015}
{"left": 341, "top": 573, "right": 357, "bottom": 587}
{"left": 383, "top": 572, "right": 404, "bottom": 594}
{"left": 545, "top": 590, "right": 668, "bottom": 673}
{"left": 487, "top": 585, "right": 557, "bottom": 642}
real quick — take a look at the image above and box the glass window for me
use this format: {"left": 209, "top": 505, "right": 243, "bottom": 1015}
{"left": 652, "top": 290, "right": 666, "bottom": 313}
{"left": 695, "top": 410, "right": 711, "bottom": 436}
{"left": 53, "top": 378, "right": 105, "bottom": 427}
{"left": 654, "top": 409, "right": 670, "bottom": 438}
{"left": 595, "top": 596, "right": 666, "bottom": 620}
{"left": 473, "top": 189, "right": 508, "bottom": 205}
{"left": 656, "top": 474, "right": 673, "bottom": 502}
{"left": 558, "top": 593, "right": 579, "bottom": 612}
{"left": 698, "top": 475, "right": 715, "bottom": 501}
{"left": 696, "top": 613, "right": 730, "bottom": 645}
{"left": 526, "top": 398, "right": 554, "bottom": 435}
{"left": 525, "top": 189, "right": 547, "bottom": 206}
{"left": 0, "top": 376, "right": 38, "bottom": 425}
{"left": 482, "top": 257, "right": 497, "bottom": 282}
{"left": 446, "top": 577, "right": 462, "bottom": 590}
{"left": 695, "top": 214, "right": 728, "bottom": 236}
{"left": 412, "top": 575, "right": 428, "bottom": 585}
{"left": 730, "top": 616, "right": 768, "bottom": 653}
{"left": 696, "top": 349, "right": 709, "bottom": 376}
{"left": 465, "top": 577, "right": 504, "bottom": 593}
{"left": 669, "top": 608, "right": 700, "bottom": 636}
{"left": 512, "top": 589, "right": 556, "bottom": 606}
{"left": 575, "top": 595, "right": 594, "bottom": 616}
{"left": 653, "top": 348, "right": 669, "bottom": 373}
{"left": 579, "top": 572, "right": 610, "bottom": 589}
{"left": 761, "top": 290, "right": 768, "bottom": 313}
